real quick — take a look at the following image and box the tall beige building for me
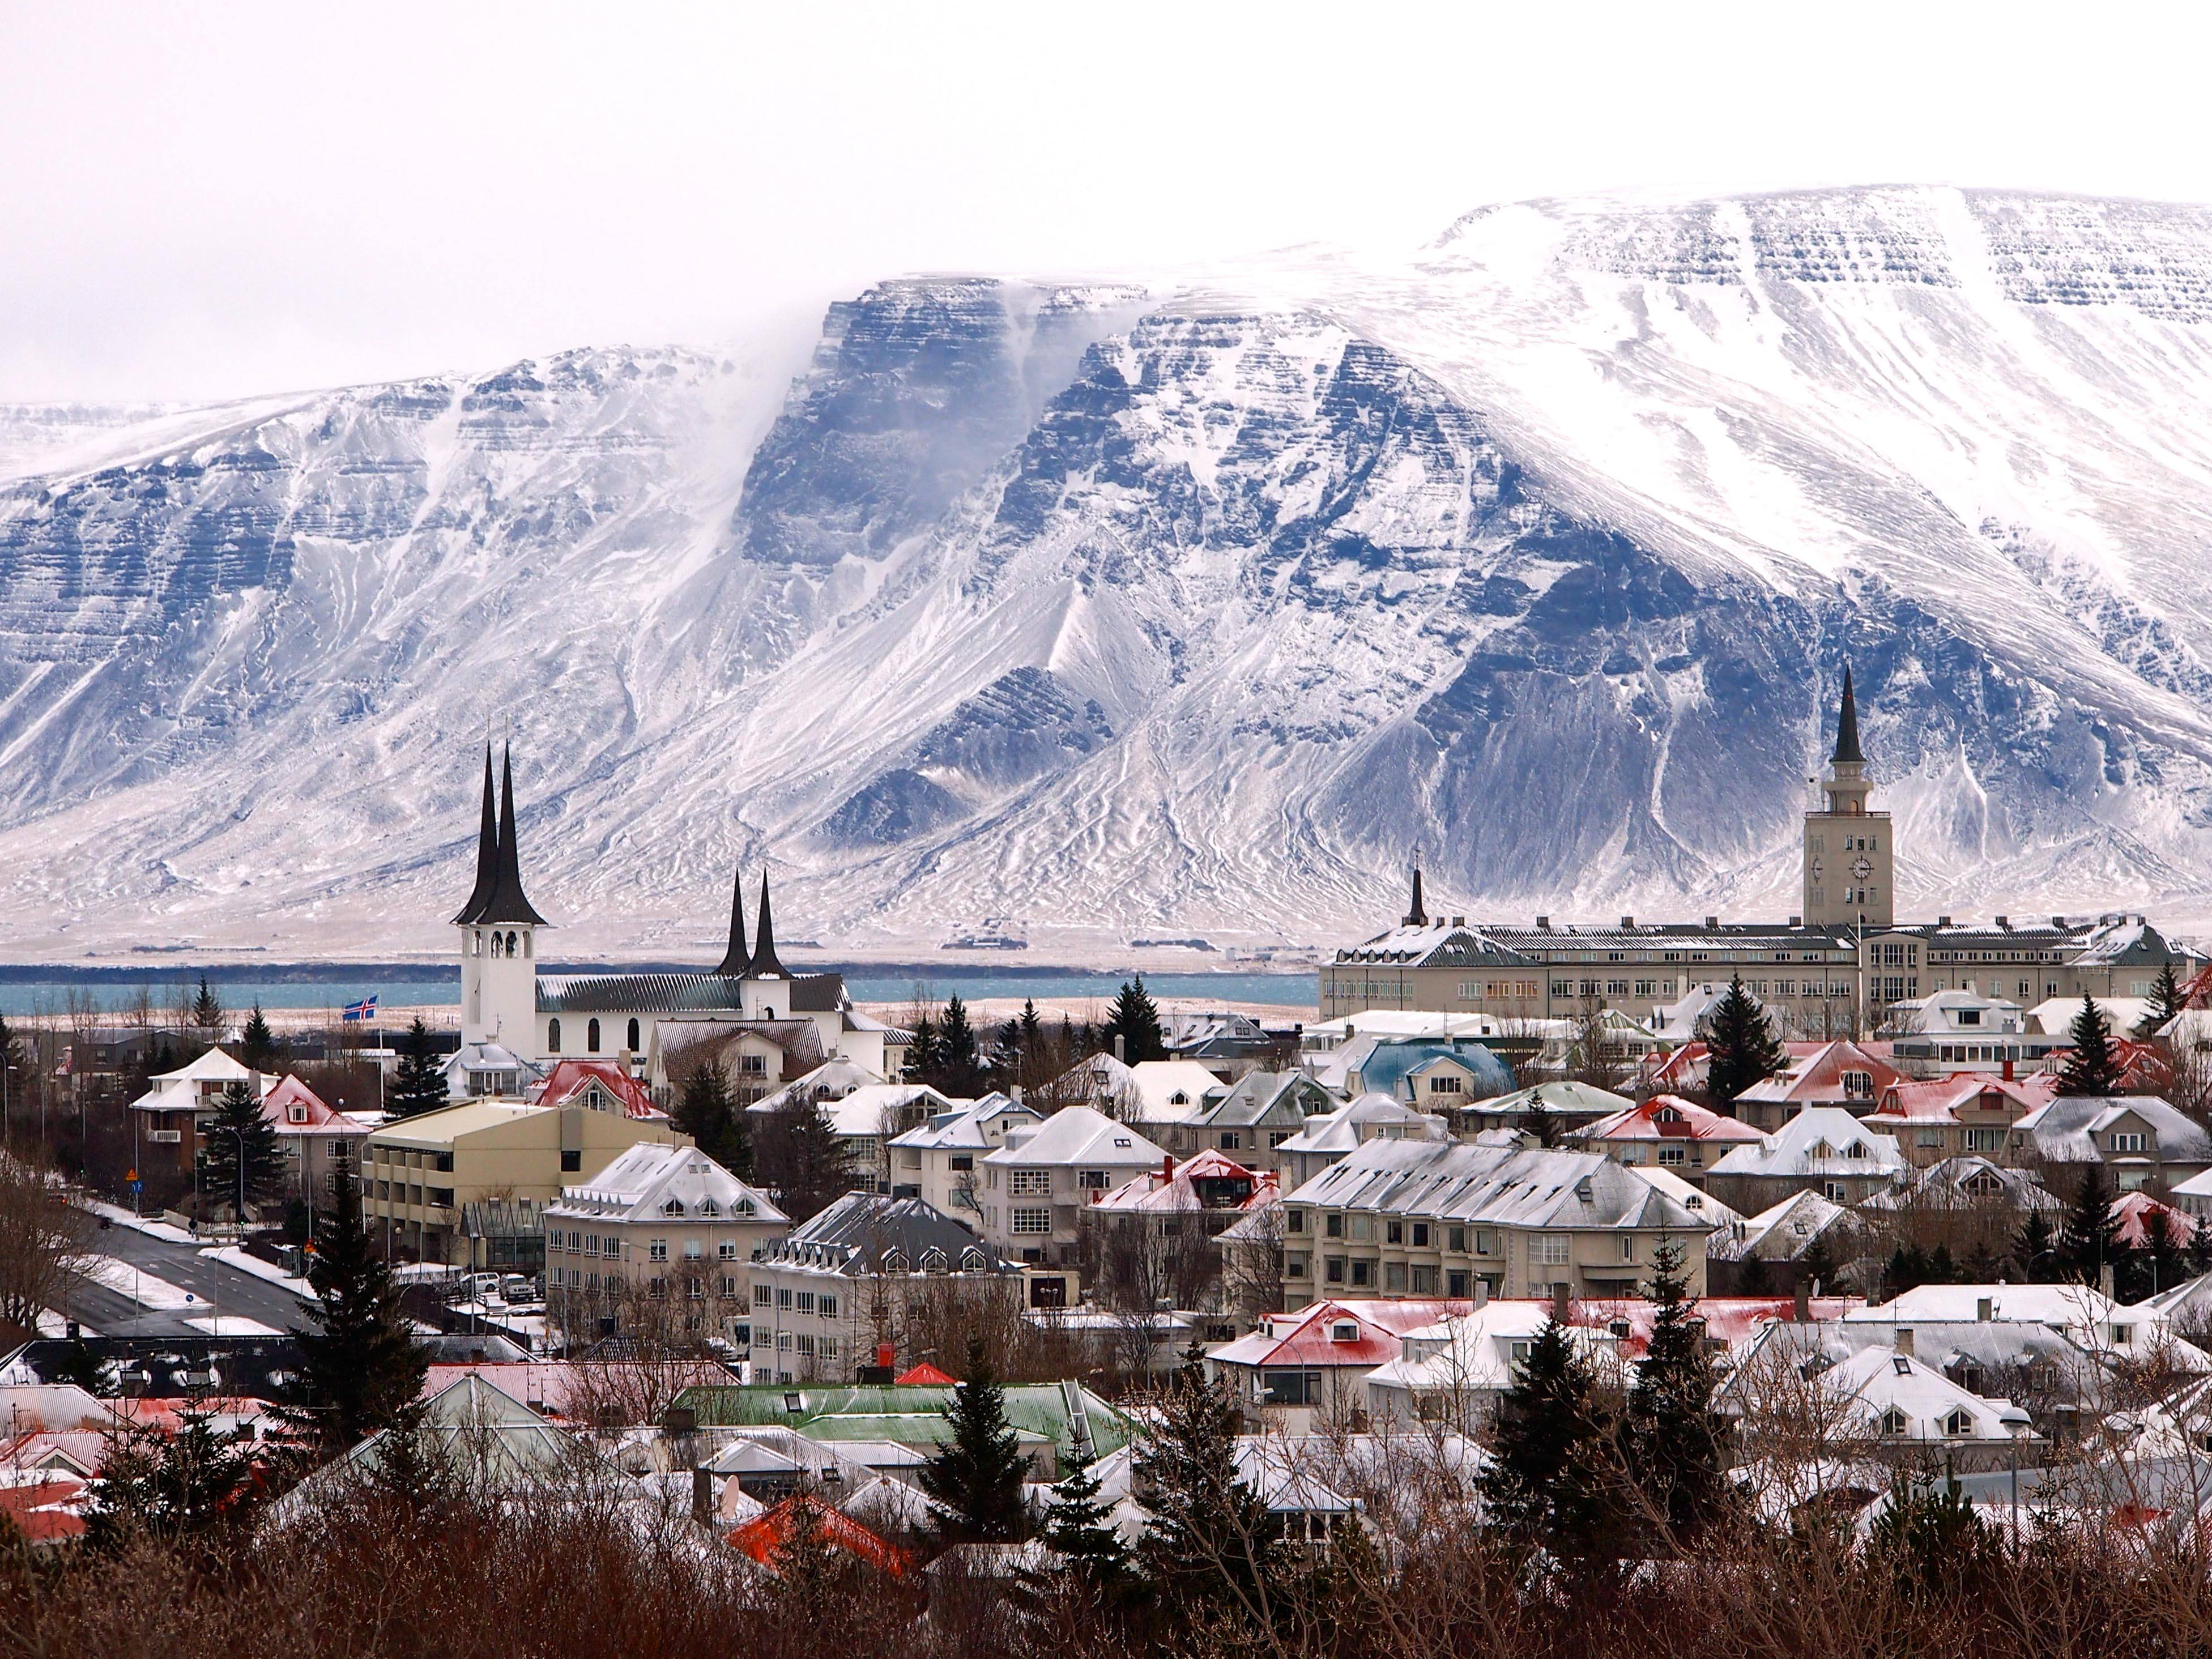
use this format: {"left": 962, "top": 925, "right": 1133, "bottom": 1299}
{"left": 1801, "top": 667, "right": 1893, "bottom": 929}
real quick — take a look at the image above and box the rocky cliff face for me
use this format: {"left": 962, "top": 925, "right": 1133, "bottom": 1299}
{"left": 4, "top": 187, "right": 2212, "bottom": 961}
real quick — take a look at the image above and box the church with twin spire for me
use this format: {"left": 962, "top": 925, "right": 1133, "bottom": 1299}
{"left": 449, "top": 744, "right": 897, "bottom": 1085}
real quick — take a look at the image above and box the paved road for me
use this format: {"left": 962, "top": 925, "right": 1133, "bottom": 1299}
{"left": 57, "top": 1219, "right": 313, "bottom": 1338}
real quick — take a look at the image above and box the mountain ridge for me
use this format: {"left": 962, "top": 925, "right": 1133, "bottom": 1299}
{"left": 2, "top": 185, "right": 2211, "bottom": 962}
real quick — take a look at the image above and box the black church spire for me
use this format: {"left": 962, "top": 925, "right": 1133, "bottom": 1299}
{"left": 451, "top": 743, "right": 499, "bottom": 925}
{"left": 456, "top": 744, "right": 547, "bottom": 927}
{"left": 715, "top": 865, "right": 752, "bottom": 976}
{"left": 1403, "top": 860, "right": 1429, "bottom": 928}
{"left": 749, "top": 872, "right": 787, "bottom": 979}
{"left": 1831, "top": 664, "right": 1865, "bottom": 766}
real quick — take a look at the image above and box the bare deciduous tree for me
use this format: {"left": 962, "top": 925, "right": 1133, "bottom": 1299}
{"left": 0, "top": 1153, "right": 92, "bottom": 1338}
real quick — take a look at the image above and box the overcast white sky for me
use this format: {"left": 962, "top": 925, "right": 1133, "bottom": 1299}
{"left": 5, "top": 1, "right": 2211, "bottom": 402}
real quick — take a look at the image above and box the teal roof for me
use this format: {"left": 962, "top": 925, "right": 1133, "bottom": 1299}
{"left": 674, "top": 1381, "right": 1136, "bottom": 1458}
{"left": 1356, "top": 1039, "right": 1516, "bottom": 1103}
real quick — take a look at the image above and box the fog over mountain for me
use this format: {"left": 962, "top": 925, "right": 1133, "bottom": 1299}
{"left": 5, "top": 186, "right": 2212, "bottom": 964}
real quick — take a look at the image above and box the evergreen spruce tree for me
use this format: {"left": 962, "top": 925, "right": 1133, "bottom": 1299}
{"left": 1623, "top": 1239, "right": 1723, "bottom": 1542}
{"left": 386, "top": 1017, "right": 450, "bottom": 1119}
{"left": 237, "top": 1003, "right": 280, "bottom": 1076}
{"left": 2057, "top": 992, "right": 2125, "bottom": 1096}
{"left": 1700, "top": 973, "right": 1787, "bottom": 1112}
{"left": 675, "top": 1059, "right": 749, "bottom": 1177}
{"left": 278, "top": 1164, "right": 428, "bottom": 1456}
{"left": 51, "top": 1334, "right": 112, "bottom": 1397}
{"left": 2142, "top": 1203, "right": 2190, "bottom": 1300}
{"left": 1104, "top": 976, "right": 1166, "bottom": 1065}
{"left": 190, "top": 974, "right": 225, "bottom": 1040}
{"left": 1037, "top": 1451, "right": 1132, "bottom": 1589}
{"left": 1136, "top": 1342, "right": 1280, "bottom": 1612}
{"left": 918, "top": 1336, "right": 1032, "bottom": 1542}
{"left": 1798, "top": 1229, "right": 1839, "bottom": 1294}
{"left": 906, "top": 1012, "right": 941, "bottom": 1088}
{"left": 1018, "top": 999, "right": 1046, "bottom": 1089}
{"left": 2058, "top": 1163, "right": 2123, "bottom": 1288}
{"left": 938, "top": 995, "right": 984, "bottom": 1097}
{"left": 1519, "top": 1093, "right": 1562, "bottom": 1148}
{"left": 2141, "top": 963, "right": 2186, "bottom": 1037}
{"left": 84, "top": 1403, "right": 255, "bottom": 1548}
{"left": 1477, "top": 1314, "right": 1623, "bottom": 1565}
{"left": 2012, "top": 1210, "right": 2059, "bottom": 1282}
{"left": 200, "top": 1079, "right": 283, "bottom": 1220}
{"left": 753, "top": 1095, "right": 854, "bottom": 1222}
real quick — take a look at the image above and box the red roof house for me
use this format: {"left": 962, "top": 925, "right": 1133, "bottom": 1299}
{"left": 1207, "top": 1299, "right": 1467, "bottom": 1418}
{"left": 1572, "top": 1095, "right": 1765, "bottom": 1182}
{"left": 1732, "top": 1040, "right": 1906, "bottom": 1129}
{"left": 726, "top": 1493, "right": 907, "bottom": 1577}
{"left": 529, "top": 1060, "right": 666, "bottom": 1121}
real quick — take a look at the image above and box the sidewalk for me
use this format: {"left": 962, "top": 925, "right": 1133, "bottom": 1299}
{"left": 80, "top": 1198, "right": 199, "bottom": 1245}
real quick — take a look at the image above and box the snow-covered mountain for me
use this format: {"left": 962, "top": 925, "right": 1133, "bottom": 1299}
{"left": 6, "top": 186, "right": 2212, "bottom": 964}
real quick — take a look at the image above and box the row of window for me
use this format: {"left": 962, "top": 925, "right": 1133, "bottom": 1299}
{"left": 366, "top": 1144, "right": 453, "bottom": 1173}
{"left": 752, "top": 1332, "right": 841, "bottom": 1361}
{"left": 543, "top": 1016, "right": 643, "bottom": 1055}
{"left": 370, "top": 1180, "right": 454, "bottom": 1209}
{"left": 750, "top": 1285, "right": 842, "bottom": 1317}
{"left": 1452, "top": 980, "right": 1545, "bottom": 1001}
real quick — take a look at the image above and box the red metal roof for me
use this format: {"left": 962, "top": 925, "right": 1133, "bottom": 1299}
{"left": 1580, "top": 1094, "right": 1765, "bottom": 1142}
{"left": 530, "top": 1060, "right": 665, "bottom": 1120}
{"left": 1735, "top": 1040, "right": 1904, "bottom": 1106}
{"left": 894, "top": 1362, "right": 955, "bottom": 1385}
{"left": 727, "top": 1494, "right": 906, "bottom": 1577}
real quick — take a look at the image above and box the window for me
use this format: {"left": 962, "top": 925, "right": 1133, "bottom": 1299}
{"left": 1412, "top": 1222, "right": 1430, "bottom": 1247}
{"left": 776, "top": 1287, "right": 792, "bottom": 1308}
{"left": 561, "top": 1150, "right": 581, "bottom": 1172}
{"left": 739, "top": 1053, "right": 767, "bottom": 1076}
{"left": 1448, "top": 1225, "right": 1466, "bottom": 1252}
{"left": 1447, "top": 1270, "right": 1471, "bottom": 1298}
{"left": 1944, "top": 1409, "right": 1974, "bottom": 1436}
{"left": 1410, "top": 1265, "right": 1437, "bottom": 1293}
{"left": 1427, "top": 1074, "right": 1464, "bottom": 1095}
{"left": 2110, "top": 1132, "right": 2147, "bottom": 1153}
{"left": 1842, "top": 1071, "right": 1873, "bottom": 1098}
{"left": 626, "top": 1018, "right": 641, "bottom": 1051}
{"left": 1286, "top": 1253, "right": 1309, "bottom": 1278}
{"left": 1350, "top": 1259, "right": 1373, "bottom": 1287}
{"left": 1384, "top": 1262, "right": 1408, "bottom": 1291}
{"left": 547, "top": 1018, "right": 561, "bottom": 1051}
{"left": 1286, "top": 1210, "right": 1306, "bottom": 1234}
{"left": 587, "top": 1018, "right": 602, "bottom": 1052}
{"left": 1386, "top": 1221, "right": 1404, "bottom": 1244}
{"left": 1537, "top": 1235, "right": 1570, "bottom": 1266}
{"left": 1324, "top": 1257, "right": 1345, "bottom": 1284}
{"left": 1879, "top": 1408, "right": 1908, "bottom": 1437}
{"left": 1012, "top": 1208, "right": 1052, "bottom": 1234}
{"left": 1220, "top": 1133, "right": 1241, "bottom": 1151}
{"left": 1011, "top": 1169, "right": 1051, "bottom": 1196}
{"left": 1658, "top": 1146, "right": 1686, "bottom": 1166}
{"left": 1474, "top": 1230, "right": 1497, "bottom": 1256}
{"left": 719, "top": 1276, "right": 739, "bottom": 1298}
{"left": 1325, "top": 1213, "right": 1343, "bottom": 1238}
{"left": 1262, "top": 1369, "right": 1323, "bottom": 1406}
{"left": 650, "top": 1239, "right": 668, "bottom": 1261}
{"left": 1077, "top": 1169, "right": 1109, "bottom": 1188}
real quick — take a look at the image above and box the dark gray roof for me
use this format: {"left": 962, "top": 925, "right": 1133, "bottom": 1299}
{"left": 1831, "top": 664, "right": 1864, "bottom": 765}
{"left": 1336, "top": 919, "right": 1859, "bottom": 966}
{"left": 757, "top": 1192, "right": 1015, "bottom": 1277}
{"left": 715, "top": 868, "right": 750, "bottom": 976}
{"left": 536, "top": 973, "right": 747, "bottom": 1014}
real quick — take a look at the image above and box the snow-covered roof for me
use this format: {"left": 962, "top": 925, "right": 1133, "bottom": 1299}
{"left": 1282, "top": 1137, "right": 1714, "bottom": 1233}
{"left": 547, "top": 1142, "right": 787, "bottom": 1226}
{"left": 1275, "top": 1092, "right": 1450, "bottom": 1156}
{"left": 1861, "top": 1157, "right": 2062, "bottom": 1213}
{"left": 1623, "top": 1163, "right": 1744, "bottom": 1226}
{"left": 1734, "top": 1040, "right": 1902, "bottom": 1107}
{"left": 1209, "top": 1299, "right": 1463, "bottom": 1371}
{"left": 1705, "top": 1189, "right": 1859, "bottom": 1263}
{"left": 1706, "top": 1106, "right": 1907, "bottom": 1180}
{"left": 1480, "top": 1081, "right": 1635, "bottom": 1120}
{"left": 1089, "top": 1149, "right": 1277, "bottom": 1215}
{"left": 2013, "top": 1094, "right": 2212, "bottom": 1165}
{"left": 1865, "top": 1072, "right": 2056, "bottom": 1124}
{"left": 1574, "top": 1094, "right": 1765, "bottom": 1145}
{"left": 1888, "top": 988, "right": 2027, "bottom": 1035}
{"left": 531, "top": 1059, "right": 664, "bottom": 1120}
{"left": 745, "top": 1058, "right": 886, "bottom": 1112}
{"left": 2026, "top": 996, "right": 2156, "bottom": 1037}
{"left": 1727, "top": 1329, "right": 2036, "bottom": 1442}
{"left": 886, "top": 1094, "right": 1039, "bottom": 1152}
{"left": 1365, "top": 1301, "right": 1625, "bottom": 1398}
{"left": 150, "top": 1046, "right": 258, "bottom": 1087}
{"left": 1124, "top": 1061, "right": 1229, "bottom": 1122}
{"left": 982, "top": 1106, "right": 1166, "bottom": 1170}
{"left": 1845, "top": 1282, "right": 2127, "bottom": 1334}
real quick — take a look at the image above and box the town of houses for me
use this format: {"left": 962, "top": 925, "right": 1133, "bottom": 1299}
{"left": 16, "top": 675, "right": 2212, "bottom": 1605}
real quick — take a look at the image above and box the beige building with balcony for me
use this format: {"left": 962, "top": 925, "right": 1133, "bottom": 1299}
{"left": 1278, "top": 1138, "right": 1713, "bottom": 1304}
{"left": 363, "top": 1099, "right": 681, "bottom": 1263}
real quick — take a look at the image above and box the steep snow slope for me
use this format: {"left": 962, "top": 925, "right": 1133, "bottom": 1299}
{"left": 3, "top": 187, "right": 2212, "bottom": 962}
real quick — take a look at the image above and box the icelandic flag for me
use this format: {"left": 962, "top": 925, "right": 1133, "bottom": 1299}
{"left": 342, "top": 995, "right": 378, "bottom": 1022}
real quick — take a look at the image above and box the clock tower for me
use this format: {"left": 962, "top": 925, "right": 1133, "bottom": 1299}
{"left": 1802, "top": 666, "right": 1893, "bottom": 928}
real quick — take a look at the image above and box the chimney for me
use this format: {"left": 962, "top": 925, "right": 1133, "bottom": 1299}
{"left": 1621, "top": 915, "right": 1635, "bottom": 929}
{"left": 1938, "top": 916, "right": 1952, "bottom": 928}
{"left": 1793, "top": 1279, "right": 1810, "bottom": 1321}
{"left": 1536, "top": 915, "right": 1550, "bottom": 931}
{"left": 2100, "top": 1264, "right": 2116, "bottom": 1301}
{"left": 1788, "top": 915, "right": 1802, "bottom": 928}
{"left": 692, "top": 1466, "right": 714, "bottom": 1527}
{"left": 1976, "top": 1297, "right": 1993, "bottom": 1322}
{"left": 2001, "top": 1056, "right": 2014, "bottom": 1081}
{"left": 1704, "top": 915, "right": 1719, "bottom": 930}
{"left": 877, "top": 1342, "right": 895, "bottom": 1371}
{"left": 1452, "top": 915, "right": 1465, "bottom": 927}
{"left": 1893, "top": 1327, "right": 1914, "bottom": 1360}
{"left": 1994, "top": 915, "right": 2010, "bottom": 930}
{"left": 1161, "top": 1153, "right": 1174, "bottom": 1182}
{"left": 1113, "top": 1033, "right": 1125, "bottom": 1063}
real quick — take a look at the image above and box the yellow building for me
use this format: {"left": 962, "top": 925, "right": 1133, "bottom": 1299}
{"left": 363, "top": 1099, "right": 681, "bottom": 1263}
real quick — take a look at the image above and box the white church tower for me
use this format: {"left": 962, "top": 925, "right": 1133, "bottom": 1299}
{"left": 454, "top": 744, "right": 547, "bottom": 1047}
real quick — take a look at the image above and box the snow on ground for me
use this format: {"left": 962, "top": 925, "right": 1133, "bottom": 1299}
{"left": 81, "top": 1200, "right": 201, "bottom": 1244}
{"left": 73, "top": 1255, "right": 199, "bottom": 1311}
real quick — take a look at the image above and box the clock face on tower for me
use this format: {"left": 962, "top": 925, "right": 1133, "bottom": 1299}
{"left": 1851, "top": 856, "right": 1874, "bottom": 881}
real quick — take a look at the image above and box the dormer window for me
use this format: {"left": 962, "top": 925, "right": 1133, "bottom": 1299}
{"left": 1944, "top": 1409, "right": 1974, "bottom": 1436}
{"left": 1332, "top": 1322, "right": 1359, "bottom": 1343}
{"left": 1879, "top": 1408, "right": 1908, "bottom": 1436}
{"left": 699, "top": 1198, "right": 720, "bottom": 1218}
{"left": 662, "top": 1199, "right": 685, "bottom": 1217}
